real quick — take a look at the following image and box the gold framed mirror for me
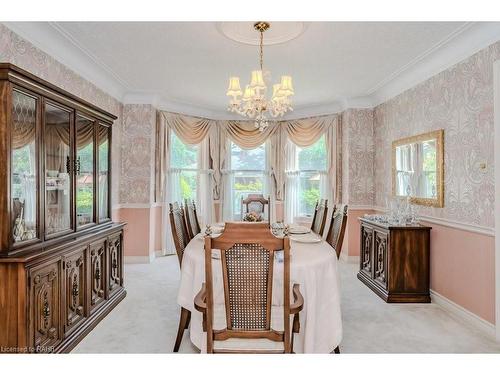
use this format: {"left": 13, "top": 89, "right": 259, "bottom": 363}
{"left": 392, "top": 129, "right": 444, "bottom": 207}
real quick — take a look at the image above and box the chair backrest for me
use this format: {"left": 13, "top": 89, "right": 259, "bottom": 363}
{"left": 203, "top": 222, "right": 292, "bottom": 353}
{"left": 310, "top": 199, "right": 328, "bottom": 236}
{"left": 325, "top": 204, "right": 348, "bottom": 259}
{"left": 241, "top": 194, "right": 270, "bottom": 222}
{"left": 169, "top": 202, "right": 190, "bottom": 267}
{"left": 184, "top": 199, "right": 201, "bottom": 239}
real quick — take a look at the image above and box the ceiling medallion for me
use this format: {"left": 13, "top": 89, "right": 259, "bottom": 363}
{"left": 226, "top": 22, "right": 294, "bottom": 132}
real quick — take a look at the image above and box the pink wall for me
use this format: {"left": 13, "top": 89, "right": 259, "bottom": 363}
{"left": 152, "top": 206, "right": 163, "bottom": 253}
{"left": 422, "top": 221, "right": 495, "bottom": 323}
{"left": 343, "top": 209, "right": 374, "bottom": 258}
{"left": 114, "top": 207, "right": 161, "bottom": 260}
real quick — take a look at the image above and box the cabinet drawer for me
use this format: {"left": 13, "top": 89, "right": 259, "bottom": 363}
{"left": 28, "top": 258, "right": 62, "bottom": 352}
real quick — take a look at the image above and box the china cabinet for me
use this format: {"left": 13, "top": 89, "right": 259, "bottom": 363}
{"left": 358, "top": 217, "right": 431, "bottom": 303}
{"left": 0, "top": 63, "right": 126, "bottom": 353}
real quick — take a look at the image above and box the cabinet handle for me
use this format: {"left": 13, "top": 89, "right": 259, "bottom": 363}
{"left": 43, "top": 300, "right": 51, "bottom": 319}
{"left": 66, "top": 156, "right": 72, "bottom": 174}
{"left": 75, "top": 156, "right": 81, "bottom": 175}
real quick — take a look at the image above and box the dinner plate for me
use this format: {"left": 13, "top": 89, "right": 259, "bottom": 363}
{"left": 290, "top": 235, "right": 322, "bottom": 243}
{"left": 289, "top": 226, "right": 311, "bottom": 235}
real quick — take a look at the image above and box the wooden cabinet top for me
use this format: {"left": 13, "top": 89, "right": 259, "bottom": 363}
{"left": 359, "top": 217, "right": 432, "bottom": 231}
{"left": 0, "top": 63, "right": 118, "bottom": 122}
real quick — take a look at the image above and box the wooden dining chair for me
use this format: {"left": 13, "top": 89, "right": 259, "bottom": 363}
{"left": 169, "top": 202, "right": 192, "bottom": 352}
{"left": 310, "top": 199, "right": 328, "bottom": 236}
{"left": 184, "top": 199, "right": 201, "bottom": 239}
{"left": 194, "top": 222, "right": 304, "bottom": 353}
{"left": 241, "top": 194, "right": 270, "bottom": 222}
{"left": 325, "top": 204, "right": 349, "bottom": 260}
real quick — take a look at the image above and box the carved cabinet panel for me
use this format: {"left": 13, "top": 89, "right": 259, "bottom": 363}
{"left": 89, "top": 240, "right": 106, "bottom": 312}
{"left": 29, "top": 260, "right": 62, "bottom": 351}
{"left": 360, "top": 225, "right": 373, "bottom": 277}
{"left": 62, "top": 247, "right": 87, "bottom": 336}
{"left": 373, "top": 230, "right": 388, "bottom": 288}
{"left": 107, "top": 233, "right": 123, "bottom": 296}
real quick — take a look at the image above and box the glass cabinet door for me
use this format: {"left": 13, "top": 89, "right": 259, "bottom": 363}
{"left": 11, "top": 89, "right": 38, "bottom": 244}
{"left": 44, "top": 102, "right": 72, "bottom": 236}
{"left": 98, "top": 124, "right": 110, "bottom": 221}
{"left": 76, "top": 115, "right": 95, "bottom": 227}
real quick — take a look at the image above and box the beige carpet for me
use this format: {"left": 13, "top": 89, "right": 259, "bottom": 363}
{"left": 73, "top": 255, "right": 500, "bottom": 353}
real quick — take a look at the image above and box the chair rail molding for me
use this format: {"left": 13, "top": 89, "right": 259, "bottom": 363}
{"left": 372, "top": 206, "right": 495, "bottom": 237}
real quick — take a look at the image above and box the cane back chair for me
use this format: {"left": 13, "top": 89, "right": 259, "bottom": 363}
{"left": 184, "top": 199, "right": 201, "bottom": 239}
{"left": 310, "top": 199, "right": 328, "bottom": 236}
{"left": 169, "top": 202, "right": 192, "bottom": 352}
{"left": 194, "top": 222, "right": 304, "bottom": 353}
{"left": 325, "top": 204, "right": 348, "bottom": 259}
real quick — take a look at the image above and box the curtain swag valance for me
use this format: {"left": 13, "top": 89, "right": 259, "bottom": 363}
{"left": 158, "top": 110, "right": 339, "bottom": 149}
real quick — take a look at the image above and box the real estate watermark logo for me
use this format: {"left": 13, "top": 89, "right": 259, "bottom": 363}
{"left": 1, "top": 345, "right": 55, "bottom": 353}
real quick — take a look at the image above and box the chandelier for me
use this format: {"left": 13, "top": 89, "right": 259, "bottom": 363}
{"left": 226, "top": 22, "right": 294, "bottom": 131}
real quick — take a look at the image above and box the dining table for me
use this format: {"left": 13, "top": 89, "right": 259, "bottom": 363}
{"left": 176, "top": 223, "right": 343, "bottom": 353}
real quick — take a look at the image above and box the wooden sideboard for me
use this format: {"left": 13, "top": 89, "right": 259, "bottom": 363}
{"left": 357, "top": 218, "right": 431, "bottom": 303}
{"left": 0, "top": 224, "right": 125, "bottom": 353}
{"left": 0, "top": 63, "right": 126, "bottom": 353}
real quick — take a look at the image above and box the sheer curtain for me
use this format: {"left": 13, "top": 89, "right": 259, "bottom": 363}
{"left": 284, "top": 141, "right": 299, "bottom": 224}
{"left": 197, "top": 138, "right": 214, "bottom": 227}
{"left": 161, "top": 125, "right": 176, "bottom": 255}
{"left": 221, "top": 139, "right": 239, "bottom": 222}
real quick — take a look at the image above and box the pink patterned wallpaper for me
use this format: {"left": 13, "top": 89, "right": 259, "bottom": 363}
{"left": 342, "top": 108, "right": 375, "bottom": 206}
{"left": 0, "top": 23, "right": 123, "bottom": 205}
{"left": 120, "top": 104, "right": 156, "bottom": 204}
{"left": 374, "top": 41, "right": 499, "bottom": 228}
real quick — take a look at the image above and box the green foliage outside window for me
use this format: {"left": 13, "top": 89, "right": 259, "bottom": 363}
{"left": 234, "top": 179, "right": 263, "bottom": 192}
{"left": 301, "top": 187, "right": 320, "bottom": 214}
{"left": 76, "top": 188, "right": 93, "bottom": 214}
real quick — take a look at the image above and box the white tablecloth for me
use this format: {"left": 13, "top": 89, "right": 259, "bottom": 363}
{"left": 176, "top": 232, "right": 343, "bottom": 353}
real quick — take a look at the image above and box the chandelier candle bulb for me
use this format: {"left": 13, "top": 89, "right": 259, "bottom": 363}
{"left": 226, "top": 21, "right": 294, "bottom": 132}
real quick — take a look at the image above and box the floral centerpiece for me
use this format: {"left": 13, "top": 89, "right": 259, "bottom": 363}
{"left": 243, "top": 211, "right": 263, "bottom": 222}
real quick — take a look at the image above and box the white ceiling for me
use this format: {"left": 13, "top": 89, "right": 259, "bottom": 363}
{"left": 5, "top": 21, "right": 500, "bottom": 119}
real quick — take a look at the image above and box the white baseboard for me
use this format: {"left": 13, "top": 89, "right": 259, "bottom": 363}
{"left": 124, "top": 254, "right": 155, "bottom": 264}
{"left": 430, "top": 289, "right": 496, "bottom": 339}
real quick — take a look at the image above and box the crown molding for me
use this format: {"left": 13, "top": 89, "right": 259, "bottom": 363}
{"left": 4, "top": 22, "right": 500, "bottom": 118}
{"left": 122, "top": 92, "right": 162, "bottom": 106}
{"left": 370, "top": 22, "right": 500, "bottom": 106}
{"left": 2, "top": 22, "right": 128, "bottom": 101}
